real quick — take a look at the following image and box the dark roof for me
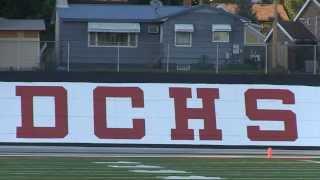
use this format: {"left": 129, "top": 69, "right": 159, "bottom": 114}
{"left": 58, "top": 4, "right": 189, "bottom": 22}
{"left": 68, "top": 0, "right": 128, "bottom": 4}
{"left": 0, "top": 19, "right": 46, "bottom": 31}
{"left": 58, "top": 4, "right": 246, "bottom": 23}
{"left": 279, "top": 21, "right": 317, "bottom": 44}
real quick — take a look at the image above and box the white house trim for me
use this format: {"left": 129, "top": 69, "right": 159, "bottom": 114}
{"left": 88, "top": 23, "right": 141, "bottom": 33}
{"left": 264, "top": 23, "right": 295, "bottom": 42}
{"left": 212, "top": 24, "right": 232, "bottom": 32}
{"left": 294, "top": 0, "right": 320, "bottom": 21}
{"left": 174, "top": 24, "right": 194, "bottom": 32}
{"left": 264, "top": 29, "right": 273, "bottom": 42}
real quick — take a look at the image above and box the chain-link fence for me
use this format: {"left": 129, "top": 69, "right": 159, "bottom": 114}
{"left": 266, "top": 43, "right": 319, "bottom": 75}
{"left": 54, "top": 41, "right": 268, "bottom": 74}
{"left": 1, "top": 40, "right": 319, "bottom": 75}
{"left": 0, "top": 40, "right": 57, "bottom": 71}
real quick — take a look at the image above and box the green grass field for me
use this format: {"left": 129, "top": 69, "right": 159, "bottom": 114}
{"left": 0, "top": 156, "right": 319, "bottom": 180}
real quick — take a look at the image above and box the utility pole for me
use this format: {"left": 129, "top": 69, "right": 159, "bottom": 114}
{"left": 271, "top": 0, "right": 279, "bottom": 70}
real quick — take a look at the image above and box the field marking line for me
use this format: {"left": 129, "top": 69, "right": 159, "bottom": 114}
{"left": 87, "top": 177, "right": 155, "bottom": 179}
{"left": 159, "top": 176, "right": 223, "bottom": 180}
{"left": 93, "top": 161, "right": 140, "bottom": 164}
{"left": 130, "top": 169, "right": 188, "bottom": 174}
{"left": 9, "top": 172, "right": 42, "bottom": 175}
{"left": 109, "top": 165, "right": 163, "bottom": 169}
{"left": 301, "top": 160, "right": 320, "bottom": 164}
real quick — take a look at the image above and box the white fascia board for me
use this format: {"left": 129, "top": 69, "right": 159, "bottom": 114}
{"left": 264, "top": 23, "right": 295, "bottom": 42}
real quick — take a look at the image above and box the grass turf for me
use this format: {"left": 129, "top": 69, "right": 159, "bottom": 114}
{"left": 0, "top": 157, "right": 319, "bottom": 179}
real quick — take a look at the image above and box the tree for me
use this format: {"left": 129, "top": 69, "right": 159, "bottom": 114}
{"left": 0, "top": 0, "right": 56, "bottom": 40}
{"left": 284, "top": 0, "right": 306, "bottom": 19}
{"left": 236, "top": 0, "right": 256, "bottom": 21}
{"left": 0, "top": 0, "right": 55, "bottom": 20}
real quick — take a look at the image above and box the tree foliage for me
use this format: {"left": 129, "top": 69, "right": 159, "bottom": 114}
{"left": 0, "top": 0, "right": 55, "bottom": 21}
{"left": 284, "top": 0, "right": 306, "bottom": 19}
{"left": 235, "top": 0, "right": 256, "bottom": 21}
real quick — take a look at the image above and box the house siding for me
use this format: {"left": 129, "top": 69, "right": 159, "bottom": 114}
{"left": 297, "top": 1, "right": 320, "bottom": 66}
{"left": 59, "top": 20, "right": 162, "bottom": 68}
{"left": 0, "top": 31, "right": 41, "bottom": 70}
{"left": 58, "top": 6, "right": 245, "bottom": 69}
{"left": 298, "top": 1, "right": 320, "bottom": 41}
{"left": 267, "top": 28, "right": 317, "bottom": 72}
{"left": 162, "top": 8, "right": 244, "bottom": 67}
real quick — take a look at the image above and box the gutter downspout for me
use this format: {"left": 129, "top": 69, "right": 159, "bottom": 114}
{"left": 272, "top": 0, "right": 280, "bottom": 70}
{"left": 316, "top": 16, "right": 319, "bottom": 41}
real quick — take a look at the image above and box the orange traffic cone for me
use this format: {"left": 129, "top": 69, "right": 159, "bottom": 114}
{"left": 267, "top": 147, "right": 273, "bottom": 159}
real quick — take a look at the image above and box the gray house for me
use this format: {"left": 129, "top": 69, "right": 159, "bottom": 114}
{"left": 55, "top": 1, "right": 247, "bottom": 71}
{"left": 265, "top": 21, "right": 317, "bottom": 72}
{"left": 294, "top": 0, "right": 320, "bottom": 42}
{"left": 265, "top": 0, "right": 319, "bottom": 73}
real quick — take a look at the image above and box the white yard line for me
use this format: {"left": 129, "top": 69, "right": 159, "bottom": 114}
{"left": 301, "top": 160, "right": 320, "bottom": 164}
{"left": 160, "top": 176, "right": 223, "bottom": 180}
{"left": 93, "top": 161, "right": 140, "bottom": 164}
{"left": 9, "top": 172, "right": 42, "bottom": 175}
{"left": 109, "top": 165, "right": 162, "bottom": 169}
{"left": 131, "top": 170, "right": 188, "bottom": 174}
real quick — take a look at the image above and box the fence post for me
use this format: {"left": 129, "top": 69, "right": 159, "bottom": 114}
{"left": 117, "top": 42, "right": 120, "bottom": 72}
{"left": 17, "top": 40, "right": 21, "bottom": 70}
{"left": 216, "top": 44, "right": 219, "bottom": 74}
{"left": 166, "top": 44, "right": 170, "bottom": 72}
{"left": 314, "top": 44, "right": 317, "bottom": 75}
{"left": 67, "top": 41, "right": 70, "bottom": 72}
{"left": 38, "top": 41, "right": 42, "bottom": 67}
{"left": 265, "top": 44, "right": 268, "bottom": 75}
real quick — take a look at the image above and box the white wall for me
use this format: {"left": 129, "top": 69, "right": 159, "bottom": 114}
{"left": 0, "top": 32, "right": 41, "bottom": 70}
{"left": 0, "top": 82, "right": 319, "bottom": 147}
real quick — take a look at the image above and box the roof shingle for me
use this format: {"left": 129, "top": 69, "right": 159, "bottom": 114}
{"left": 278, "top": 21, "right": 316, "bottom": 44}
{"left": 0, "top": 19, "right": 46, "bottom": 31}
{"left": 58, "top": 4, "right": 189, "bottom": 22}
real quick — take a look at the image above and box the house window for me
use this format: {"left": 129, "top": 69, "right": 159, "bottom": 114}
{"left": 306, "top": 18, "right": 311, "bottom": 25}
{"left": 89, "top": 32, "right": 138, "bottom": 47}
{"left": 89, "top": 32, "right": 96, "bottom": 46}
{"left": 176, "top": 64, "right": 191, "bottom": 71}
{"left": 174, "top": 24, "right": 194, "bottom": 47}
{"left": 213, "top": 31, "right": 230, "bottom": 42}
{"left": 212, "top": 24, "right": 232, "bottom": 43}
{"left": 148, "top": 24, "right": 160, "bottom": 34}
{"left": 175, "top": 32, "right": 192, "bottom": 47}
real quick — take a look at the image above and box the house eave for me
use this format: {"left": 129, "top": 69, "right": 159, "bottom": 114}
{"left": 61, "top": 18, "right": 164, "bottom": 23}
{"left": 294, "top": 0, "right": 320, "bottom": 21}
